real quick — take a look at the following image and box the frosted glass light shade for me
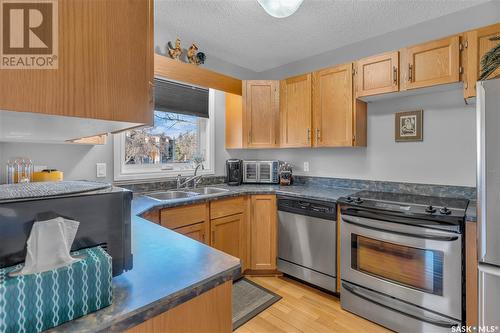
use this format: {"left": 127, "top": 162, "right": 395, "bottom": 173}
{"left": 256, "top": 0, "right": 304, "bottom": 18}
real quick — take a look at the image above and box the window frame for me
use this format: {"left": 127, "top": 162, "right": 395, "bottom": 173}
{"left": 113, "top": 89, "right": 216, "bottom": 182}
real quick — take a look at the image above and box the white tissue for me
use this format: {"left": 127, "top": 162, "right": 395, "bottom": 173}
{"left": 19, "top": 217, "right": 80, "bottom": 275}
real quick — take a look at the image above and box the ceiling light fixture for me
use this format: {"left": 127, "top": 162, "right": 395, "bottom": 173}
{"left": 256, "top": 0, "right": 304, "bottom": 18}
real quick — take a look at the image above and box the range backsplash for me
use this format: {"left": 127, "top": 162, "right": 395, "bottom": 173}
{"left": 117, "top": 175, "right": 476, "bottom": 200}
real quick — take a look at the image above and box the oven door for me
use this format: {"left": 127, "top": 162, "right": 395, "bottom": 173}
{"left": 340, "top": 213, "right": 462, "bottom": 320}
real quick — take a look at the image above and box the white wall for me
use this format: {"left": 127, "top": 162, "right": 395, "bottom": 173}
{"left": 227, "top": 88, "right": 476, "bottom": 187}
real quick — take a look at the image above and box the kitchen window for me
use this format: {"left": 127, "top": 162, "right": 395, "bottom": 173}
{"left": 114, "top": 83, "right": 215, "bottom": 182}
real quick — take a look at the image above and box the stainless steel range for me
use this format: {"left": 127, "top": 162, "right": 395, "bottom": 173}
{"left": 338, "top": 191, "right": 468, "bottom": 333}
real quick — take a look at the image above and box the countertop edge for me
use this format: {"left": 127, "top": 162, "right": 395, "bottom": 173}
{"left": 100, "top": 263, "right": 240, "bottom": 332}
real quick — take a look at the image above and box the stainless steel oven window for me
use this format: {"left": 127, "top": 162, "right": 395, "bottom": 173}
{"left": 350, "top": 234, "right": 444, "bottom": 295}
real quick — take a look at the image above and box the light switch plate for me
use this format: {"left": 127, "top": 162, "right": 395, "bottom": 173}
{"left": 303, "top": 161, "right": 309, "bottom": 172}
{"left": 96, "top": 163, "right": 106, "bottom": 178}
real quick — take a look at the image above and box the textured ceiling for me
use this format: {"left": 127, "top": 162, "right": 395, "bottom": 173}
{"left": 155, "top": 0, "right": 489, "bottom": 72}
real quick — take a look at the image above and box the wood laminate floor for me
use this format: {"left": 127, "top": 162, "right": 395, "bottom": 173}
{"left": 235, "top": 276, "right": 391, "bottom": 333}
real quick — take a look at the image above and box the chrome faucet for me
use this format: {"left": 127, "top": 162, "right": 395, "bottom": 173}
{"left": 176, "top": 163, "right": 204, "bottom": 189}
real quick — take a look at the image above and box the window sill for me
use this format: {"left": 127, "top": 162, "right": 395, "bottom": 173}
{"left": 113, "top": 169, "right": 215, "bottom": 185}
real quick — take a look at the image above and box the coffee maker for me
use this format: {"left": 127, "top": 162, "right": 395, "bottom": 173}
{"left": 226, "top": 159, "right": 243, "bottom": 186}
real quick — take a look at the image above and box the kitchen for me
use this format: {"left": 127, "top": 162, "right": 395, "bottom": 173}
{"left": 0, "top": 0, "right": 498, "bottom": 332}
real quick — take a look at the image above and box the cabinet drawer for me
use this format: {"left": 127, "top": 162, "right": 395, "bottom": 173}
{"left": 210, "top": 197, "right": 245, "bottom": 219}
{"left": 161, "top": 203, "right": 207, "bottom": 229}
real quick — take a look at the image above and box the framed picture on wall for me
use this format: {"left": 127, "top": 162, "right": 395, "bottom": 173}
{"left": 395, "top": 110, "right": 423, "bottom": 142}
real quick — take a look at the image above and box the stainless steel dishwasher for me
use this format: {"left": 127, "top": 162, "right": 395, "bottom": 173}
{"left": 277, "top": 196, "right": 337, "bottom": 292}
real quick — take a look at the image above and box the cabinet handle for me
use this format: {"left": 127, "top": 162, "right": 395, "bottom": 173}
{"left": 393, "top": 66, "right": 398, "bottom": 85}
{"left": 307, "top": 128, "right": 311, "bottom": 142}
{"left": 316, "top": 128, "right": 321, "bottom": 141}
{"left": 408, "top": 64, "right": 413, "bottom": 82}
{"left": 212, "top": 230, "right": 215, "bottom": 243}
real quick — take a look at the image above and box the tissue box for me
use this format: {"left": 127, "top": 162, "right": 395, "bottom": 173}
{"left": 0, "top": 246, "right": 112, "bottom": 333}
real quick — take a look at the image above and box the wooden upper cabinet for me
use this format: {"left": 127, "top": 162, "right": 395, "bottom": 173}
{"left": 243, "top": 80, "right": 280, "bottom": 148}
{"left": 0, "top": 0, "right": 154, "bottom": 125}
{"left": 355, "top": 51, "right": 399, "bottom": 97}
{"left": 250, "top": 195, "right": 277, "bottom": 271}
{"left": 464, "top": 23, "right": 500, "bottom": 99}
{"left": 400, "top": 35, "right": 460, "bottom": 91}
{"left": 225, "top": 93, "right": 243, "bottom": 149}
{"left": 312, "top": 63, "right": 355, "bottom": 147}
{"left": 280, "top": 74, "right": 312, "bottom": 147}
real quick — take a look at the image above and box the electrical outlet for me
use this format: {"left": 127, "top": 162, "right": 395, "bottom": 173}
{"left": 96, "top": 163, "right": 106, "bottom": 178}
{"left": 303, "top": 161, "right": 310, "bottom": 172}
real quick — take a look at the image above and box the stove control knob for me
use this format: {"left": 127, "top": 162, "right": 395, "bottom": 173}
{"left": 345, "top": 196, "right": 353, "bottom": 203}
{"left": 439, "top": 207, "right": 451, "bottom": 215}
{"left": 425, "top": 205, "right": 436, "bottom": 214}
{"left": 355, "top": 197, "right": 364, "bottom": 204}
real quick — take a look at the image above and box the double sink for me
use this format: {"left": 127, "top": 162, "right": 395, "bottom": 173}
{"left": 146, "top": 187, "right": 230, "bottom": 201}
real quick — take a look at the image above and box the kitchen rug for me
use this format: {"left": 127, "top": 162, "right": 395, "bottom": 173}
{"left": 232, "top": 278, "right": 282, "bottom": 330}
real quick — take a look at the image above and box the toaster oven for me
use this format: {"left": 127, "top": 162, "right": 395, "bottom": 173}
{"left": 242, "top": 160, "right": 280, "bottom": 184}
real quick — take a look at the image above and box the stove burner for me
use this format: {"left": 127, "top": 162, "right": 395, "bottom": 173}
{"left": 440, "top": 207, "right": 451, "bottom": 215}
{"left": 425, "top": 205, "right": 436, "bottom": 214}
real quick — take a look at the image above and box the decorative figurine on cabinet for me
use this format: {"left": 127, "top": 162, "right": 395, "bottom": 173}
{"left": 167, "top": 38, "right": 182, "bottom": 60}
{"left": 187, "top": 43, "right": 206, "bottom": 65}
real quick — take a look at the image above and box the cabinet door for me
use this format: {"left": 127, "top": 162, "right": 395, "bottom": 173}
{"left": 0, "top": 0, "right": 154, "bottom": 124}
{"left": 355, "top": 51, "right": 399, "bottom": 97}
{"left": 464, "top": 23, "right": 500, "bottom": 98}
{"left": 243, "top": 80, "right": 279, "bottom": 148}
{"left": 401, "top": 35, "right": 460, "bottom": 90}
{"left": 250, "top": 195, "right": 277, "bottom": 271}
{"left": 174, "top": 223, "right": 207, "bottom": 244}
{"left": 312, "top": 63, "right": 354, "bottom": 147}
{"left": 211, "top": 214, "right": 244, "bottom": 260}
{"left": 280, "top": 74, "right": 312, "bottom": 147}
{"left": 225, "top": 93, "right": 243, "bottom": 148}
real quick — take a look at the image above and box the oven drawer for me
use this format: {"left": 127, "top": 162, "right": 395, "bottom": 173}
{"left": 341, "top": 281, "right": 460, "bottom": 333}
{"left": 340, "top": 213, "right": 462, "bottom": 320}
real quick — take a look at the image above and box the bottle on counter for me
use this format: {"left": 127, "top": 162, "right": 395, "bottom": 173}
{"left": 5, "top": 160, "right": 15, "bottom": 184}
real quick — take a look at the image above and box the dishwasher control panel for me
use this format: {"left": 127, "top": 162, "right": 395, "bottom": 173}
{"left": 277, "top": 196, "right": 337, "bottom": 220}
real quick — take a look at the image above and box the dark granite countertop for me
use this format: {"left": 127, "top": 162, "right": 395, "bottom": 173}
{"left": 48, "top": 213, "right": 240, "bottom": 332}
{"left": 133, "top": 183, "right": 358, "bottom": 216}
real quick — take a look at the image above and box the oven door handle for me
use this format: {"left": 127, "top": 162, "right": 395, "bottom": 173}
{"left": 342, "top": 282, "right": 459, "bottom": 328}
{"left": 341, "top": 215, "right": 459, "bottom": 241}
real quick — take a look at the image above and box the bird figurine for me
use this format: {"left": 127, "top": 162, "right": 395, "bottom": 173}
{"left": 187, "top": 43, "right": 206, "bottom": 66}
{"left": 187, "top": 43, "right": 199, "bottom": 64}
{"left": 167, "top": 38, "right": 182, "bottom": 60}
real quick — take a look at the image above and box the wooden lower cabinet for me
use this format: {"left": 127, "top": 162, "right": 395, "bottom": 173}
{"left": 174, "top": 223, "right": 207, "bottom": 244}
{"left": 250, "top": 195, "right": 277, "bottom": 271}
{"left": 126, "top": 281, "right": 232, "bottom": 333}
{"left": 210, "top": 214, "right": 244, "bottom": 261}
{"left": 159, "top": 203, "right": 209, "bottom": 245}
